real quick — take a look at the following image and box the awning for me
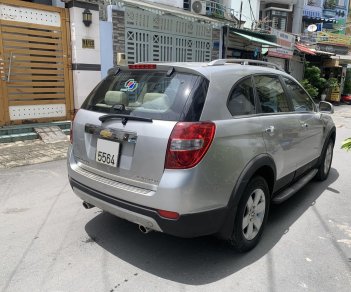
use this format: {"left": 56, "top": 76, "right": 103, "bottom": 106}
{"left": 310, "top": 49, "right": 335, "bottom": 56}
{"left": 295, "top": 43, "right": 316, "bottom": 55}
{"left": 233, "top": 32, "right": 281, "bottom": 48}
{"left": 331, "top": 55, "right": 351, "bottom": 64}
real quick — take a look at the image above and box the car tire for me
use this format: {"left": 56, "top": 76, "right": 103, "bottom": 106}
{"left": 315, "top": 139, "right": 334, "bottom": 181}
{"left": 229, "top": 176, "right": 270, "bottom": 252}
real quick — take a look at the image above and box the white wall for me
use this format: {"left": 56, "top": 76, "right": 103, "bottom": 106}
{"left": 231, "top": 0, "right": 260, "bottom": 28}
{"left": 148, "top": 0, "right": 184, "bottom": 8}
{"left": 52, "top": 0, "right": 64, "bottom": 8}
{"left": 69, "top": 7, "right": 101, "bottom": 109}
{"left": 100, "top": 21, "right": 114, "bottom": 79}
{"left": 222, "top": 0, "right": 231, "bottom": 10}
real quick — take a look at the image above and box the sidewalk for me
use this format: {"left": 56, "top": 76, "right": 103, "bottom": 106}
{"left": 0, "top": 139, "right": 69, "bottom": 169}
{"left": 0, "top": 104, "right": 351, "bottom": 169}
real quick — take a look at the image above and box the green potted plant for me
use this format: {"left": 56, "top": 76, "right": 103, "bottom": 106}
{"left": 301, "top": 79, "right": 319, "bottom": 98}
{"left": 324, "top": 0, "right": 336, "bottom": 9}
{"left": 323, "top": 0, "right": 337, "bottom": 18}
{"left": 302, "top": 64, "right": 327, "bottom": 100}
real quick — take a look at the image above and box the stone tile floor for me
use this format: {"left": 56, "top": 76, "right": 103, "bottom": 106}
{"left": 0, "top": 139, "right": 69, "bottom": 169}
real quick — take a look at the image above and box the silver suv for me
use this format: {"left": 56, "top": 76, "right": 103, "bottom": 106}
{"left": 67, "top": 59, "right": 335, "bottom": 252}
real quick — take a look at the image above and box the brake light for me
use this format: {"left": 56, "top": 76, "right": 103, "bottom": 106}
{"left": 70, "top": 110, "right": 79, "bottom": 144}
{"left": 70, "top": 128, "right": 73, "bottom": 144}
{"left": 128, "top": 64, "right": 157, "bottom": 69}
{"left": 165, "top": 122, "right": 216, "bottom": 169}
{"left": 157, "top": 209, "right": 180, "bottom": 220}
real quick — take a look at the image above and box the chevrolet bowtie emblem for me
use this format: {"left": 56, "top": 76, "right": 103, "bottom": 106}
{"left": 100, "top": 129, "right": 112, "bottom": 138}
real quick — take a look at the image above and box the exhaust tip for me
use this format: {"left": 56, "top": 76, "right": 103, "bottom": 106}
{"left": 139, "top": 225, "right": 152, "bottom": 234}
{"left": 83, "top": 202, "right": 95, "bottom": 209}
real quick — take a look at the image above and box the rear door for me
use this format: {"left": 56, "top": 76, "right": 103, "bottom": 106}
{"left": 253, "top": 74, "right": 301, "bottom": 180}
{"left": 72, "top": 67, "right": 208, "bottom": 187}
{"left": 282, "top": 77, "right": 324, "bottom": 169}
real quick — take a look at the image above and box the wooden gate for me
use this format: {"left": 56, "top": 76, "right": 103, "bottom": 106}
{"left": 0, "top": 0, "right": 73, "bottom": 126}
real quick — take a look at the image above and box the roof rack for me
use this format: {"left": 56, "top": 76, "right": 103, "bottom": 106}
{"left": 208, "top": 59, "right": 283, "bottom": 71}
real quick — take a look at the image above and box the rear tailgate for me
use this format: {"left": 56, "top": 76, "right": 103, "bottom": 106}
{"left": 71, "top": 66, "right": 208, "bottom": 190}
{"left": 72, "top": 110, "right": 176, "bottom": 187}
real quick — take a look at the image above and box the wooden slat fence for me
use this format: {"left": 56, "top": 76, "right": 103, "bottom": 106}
{"left": 0, "top": 0, "right": 73, "bottom": 125}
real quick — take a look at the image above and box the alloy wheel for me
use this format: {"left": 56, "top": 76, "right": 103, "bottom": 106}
{"left": 324, "top": 143, "right": 333, "bottom": 175}
{"left": 242, "top": 188, "right": 266, "bottom": 240}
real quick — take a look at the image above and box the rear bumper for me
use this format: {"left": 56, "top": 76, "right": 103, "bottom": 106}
{"left": 69, "top": 177, "right": 228, "bottom": 238}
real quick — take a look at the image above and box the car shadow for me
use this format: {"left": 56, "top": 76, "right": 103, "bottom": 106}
{"left": 85, "top": 168, "right": 339, "bottom": 285}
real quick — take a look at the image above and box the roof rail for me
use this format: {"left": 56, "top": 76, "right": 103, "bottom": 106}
{"left": 208, "top": 59, "right": 284, "bottom": 71}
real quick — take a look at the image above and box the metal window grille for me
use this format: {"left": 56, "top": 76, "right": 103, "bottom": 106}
{"left": 124, "top": 7, "right": 212, "bottom": 64}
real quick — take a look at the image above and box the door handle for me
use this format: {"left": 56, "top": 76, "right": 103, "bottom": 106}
{"left": 265, "top": 126, "right": 275, "bottom": 133}
{"left": 6, "top": 52, "right": 14, "bottom": 83}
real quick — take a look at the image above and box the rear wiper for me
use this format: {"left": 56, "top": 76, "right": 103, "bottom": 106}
{"left": 99, "top": 114, "right": 153, "bottom": 126}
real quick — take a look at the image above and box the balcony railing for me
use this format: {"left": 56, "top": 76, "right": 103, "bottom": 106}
{"left": 202, "top": 0, "right": 237, "bottom": 21}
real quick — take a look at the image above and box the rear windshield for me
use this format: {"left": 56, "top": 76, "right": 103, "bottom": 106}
{"left": 81, "top": 70, "right": 208, "bottom": 121}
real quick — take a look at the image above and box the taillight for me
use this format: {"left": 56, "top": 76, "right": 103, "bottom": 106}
{"left": 165, "top": 122, "right": 216, "bottom": 169}
{"left": 128, "top": 64, "right": 157, "bottom": 69}
{"left": 70, "top": 128, "right": 73, "bottom": 144}
{"left": 70, "top": 110, "right": 79, "bottom": 144}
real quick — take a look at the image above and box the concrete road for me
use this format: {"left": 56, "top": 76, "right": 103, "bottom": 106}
{"left": 1, "top": 130, "right": 351, "bottom": 291}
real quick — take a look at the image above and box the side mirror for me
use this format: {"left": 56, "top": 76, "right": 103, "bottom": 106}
{"left": 318, "top": 101, "right": 334, "bottom": 114}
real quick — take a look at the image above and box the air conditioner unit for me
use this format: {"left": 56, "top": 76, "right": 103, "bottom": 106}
{"left": 117, "top": 53, "right": 126, "bottom": 66}
{"left": 191, "top": 1, "right": 207, "bottom": 15}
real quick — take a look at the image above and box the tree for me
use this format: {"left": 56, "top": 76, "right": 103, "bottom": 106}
{"left": 324, "top": 0, "right": 336, "bottom": 9}
{"left": 301, "top": 79, "right": 318, "bottom": 98}
{"left": 301, "top": 64, "right": 327, "bottom": 99}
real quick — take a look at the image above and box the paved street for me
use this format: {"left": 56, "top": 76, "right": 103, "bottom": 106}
{"left": 0, "top": 107, "right": 351, "bottom": 291}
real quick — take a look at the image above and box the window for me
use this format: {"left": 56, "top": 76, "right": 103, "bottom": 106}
{"left": 254, "top": 75, "right": 290, "bottom": 113}
{"left": 267, "top": 10, "right": 288, "bottom": 31}
{"left": 283, "top": 78, "right": 315, "bottom": 112}
{"left": 81, "top": 71, "right": 208, "bottom": 121}
{"left": 338, "top": 0, "right": 345, "bottom": 6}
{"left": 227, "top": 77, "right": 256, "bottom": 116}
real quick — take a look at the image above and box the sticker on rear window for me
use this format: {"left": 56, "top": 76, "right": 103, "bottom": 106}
{"left": 121, "top": 79, "right": 138, "bottom": 92}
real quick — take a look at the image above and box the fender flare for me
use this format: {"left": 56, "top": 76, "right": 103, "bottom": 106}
{"left": 217, "top": 154, "right": 276, "bottom": 239}
{"left": 318, "top": 126, "right": 336, "bottom": 166}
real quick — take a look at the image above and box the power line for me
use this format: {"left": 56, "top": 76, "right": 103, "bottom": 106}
{"left": 248, "top": 0, "right": 256, "bottom": 23}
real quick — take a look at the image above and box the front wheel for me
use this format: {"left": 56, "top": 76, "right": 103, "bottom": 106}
{"left": 229, "top": 176, "right": 270, "bottom": 252}
{"left": 315, "top": 139, "right": 334, "bottom": 181}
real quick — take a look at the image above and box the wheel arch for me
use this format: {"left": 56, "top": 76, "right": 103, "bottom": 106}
{"left": 318, "top": 126, "right": 336, "bottom": 166}
{"left": 217, "top": 154, "right": 276, "bottom": 239}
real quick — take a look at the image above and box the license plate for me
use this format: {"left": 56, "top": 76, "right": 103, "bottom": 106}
{"left": 96, "top": 139, "right": 120, "bottom": 167}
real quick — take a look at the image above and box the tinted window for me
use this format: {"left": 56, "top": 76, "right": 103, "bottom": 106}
{"left": 254, "top": 75, "right": 290, "bottom": 113}
{"left": 81, "top": 70, "right": 207, "bottom": 121}
{"left": 227, "top": 77, "right": 256, "bottom": 116}
{"left": 283, "top": 78, "right": 315, "bottom": 112}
